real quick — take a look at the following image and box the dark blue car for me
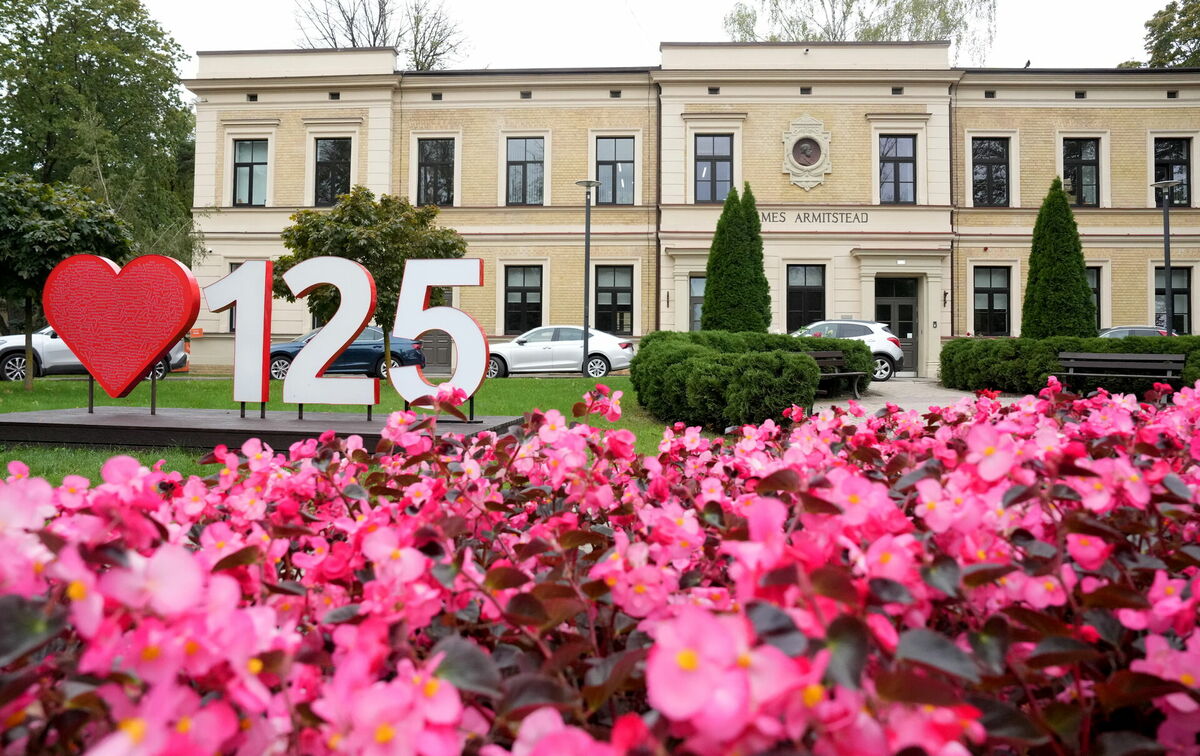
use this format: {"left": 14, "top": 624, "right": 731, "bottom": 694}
{"left": 269, "top": 326, "right": 425, "bottom": 380}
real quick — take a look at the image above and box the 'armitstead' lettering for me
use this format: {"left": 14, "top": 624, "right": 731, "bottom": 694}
{"left": 759, "top": 210, "right": 870, "bottom": 224}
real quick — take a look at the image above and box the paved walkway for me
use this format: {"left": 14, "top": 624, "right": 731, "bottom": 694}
{"left": 812, "top": 377, "right": 978, "bottom": 414}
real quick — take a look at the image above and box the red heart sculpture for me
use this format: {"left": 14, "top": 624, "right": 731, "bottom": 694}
{"left": 43, "top": 255, "right": 200, "bottom": 398}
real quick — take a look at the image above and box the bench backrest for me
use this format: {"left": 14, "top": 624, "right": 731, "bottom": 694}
{"left": 806, "top": 350, "right": 849, "bottom": 370}
{"left": 1057, "top": 351, "right": 1186, "bottom": 374}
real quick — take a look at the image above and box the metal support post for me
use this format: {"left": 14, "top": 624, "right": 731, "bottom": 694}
{"left": 150, "top": 372, "right": 157, "bottom": 415}
{"left": 88, "top": 375, "right": 94, "bottom": 414}
{"left": 298, "top": 403, "right": 304, "bottom": 420}
{"left": 240, "top": 402, "right": 246, "bottom": 419}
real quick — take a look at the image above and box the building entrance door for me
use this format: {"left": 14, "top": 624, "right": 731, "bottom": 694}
{"left": 874, "top": 277, "right": 918, "bottom": 373}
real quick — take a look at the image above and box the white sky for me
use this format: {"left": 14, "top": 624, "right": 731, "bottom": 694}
{"left": 143, "top": 0, "right": 1162, "bottom": 77}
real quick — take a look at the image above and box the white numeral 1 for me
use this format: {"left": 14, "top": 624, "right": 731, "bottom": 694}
{"left": 282, "top": 257, "right": 379, "bottom": 406}
{"left": 390, "top": 258, "right": 488, "bottom": 402}
{"left": 203, "top": 260, "right": 272, "bottom": 403}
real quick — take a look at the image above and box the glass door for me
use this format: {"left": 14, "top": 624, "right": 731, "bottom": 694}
{"left": 874, "top": 278, "right": 919, "bottom": 371}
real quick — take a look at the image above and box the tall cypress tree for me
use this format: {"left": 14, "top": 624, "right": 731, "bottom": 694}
{"left": 739, "top": 183, "right": 772, "bottom": 331}
{"left": 1021, "top": 178, "right": 1096, "bottom": 338}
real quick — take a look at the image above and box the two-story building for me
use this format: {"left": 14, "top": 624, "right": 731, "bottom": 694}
{"left": 183, "top": 42, "right": 1200, "bottom": 378}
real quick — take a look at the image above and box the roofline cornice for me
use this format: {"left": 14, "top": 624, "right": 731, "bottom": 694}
{"left": 183, "top": 74, "right": 400, "bottom": 93}
{"left": 651, "top": 69, "right": 963, "bottom": 84}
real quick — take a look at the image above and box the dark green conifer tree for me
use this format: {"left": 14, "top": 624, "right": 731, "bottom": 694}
{"left": 1021, "top": 178, "right": 1097, "bottom": 338}
{"left": 700, "top": 184, "right": 771, "bottom": 332}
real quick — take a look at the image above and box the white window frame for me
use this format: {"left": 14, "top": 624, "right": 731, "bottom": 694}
{"left": 590, "top": 258, "right": 642, "bottom": 336}
{"left": 963, "top": 129, "right": 1021, "bottom": 209}
{"left": 303, "top": 118, "right": 361, "bottom": 207}
{"left": 682, "top": 113, "right": 745, "bottom": 205}
{"left": 496, "top": 257, "right": 550, "bottom": 337}
{"left": 1145, "top": 130, "right": 1200, "bottom": 208}
{"left": 1145, "top": 259, "right": 1198, "bottom": 333}
{"left": 496, "top": 129, "right": 552, "bottom": 207}
{"left": 776, "top": 256, "right": 835, "bottom": 334}
{"left": 1084, "top": 260, "right": 1112, "bottom": 330}
{"left": 967, "top": 259, "right": 1022, "bottom": 337}
{"left": 222, "top": 119, "right": 279, "bottom": 208}
{"left": 868, "top": 113, "right": 931, "bottom": 206}
{"left": 587, "top": 129, "right": 643, "bottom": 207}
{"left": 1055, "top": 130, "right": 1111, "bottom": 208}
{"left": 409, "top": 130, "right": 462, "bottom": 208}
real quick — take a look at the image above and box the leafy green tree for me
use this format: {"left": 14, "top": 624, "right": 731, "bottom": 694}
{"left": 701, "top": 185, "right": 771, "bottom": 332}
{"left": 0, "top": 0, "right": 200, "bottom": 264}
{"left": 1021, "top": 178, "right": 1096, "bottom": 339}
{"left": 724, "top": 0, "right": 996, "bottom": 63}
{"left": 0, "top": 173, "right": 131, "bottom": 389}
{"left": 274, "top": 186, "right": 467, "bottom": 362}
{"left": 739, "top": 183, "right": 772, "bottom": 332}
{"left": 1144, "top": 0, "right": 1200, "bottom": 67}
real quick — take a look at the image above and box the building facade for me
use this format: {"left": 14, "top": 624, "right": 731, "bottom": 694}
{"left": 184, "top": 43, "right": 1200, "bottom": 377}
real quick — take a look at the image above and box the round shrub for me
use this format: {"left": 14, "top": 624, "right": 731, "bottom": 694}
{"left": 723, "top": 351, "right": 820, "bottom": 427}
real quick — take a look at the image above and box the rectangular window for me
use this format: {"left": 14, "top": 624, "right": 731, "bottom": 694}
{"left": 1155, "top": 267, "right": 1191, "bottom": 334}
{"left": 595, "top": 265, "right": 634, "bottom": 335}
{"left": 695, "top": 134, "right": 733, "bottom": 204}
{"left": 973, "top": 266, "right": 1011, "bottom": 336}
{"left": 506, "top": 137, "right": 544, "bottom": 206}
{"left": 972, "top": 137, "right": 1010, "bottom": 207}
{"left": 1086, "top": 266, "right": 1101, "bottom": 330}
{"left": 1063, "top": 138, "right": 1100, "bottom": 207}
{"left": 1154, "top": 137, "right": 1191, "bottom": 207}
{"left": 417, "top": 138, "right": 454, "bottom": 206}
{"left": 596, "top": 137, "right": 635, "bottom": 205}
{"left": 233, "top": 139, "right": 267, "bottom": 206}
{"left": 786, "top": 265, "right": 826, "bottom": 333}
{"left": 505, "top": 265, "right": 542, "bottom": 334}
{"left": 314, "top": 138, "right": 351, "bottom": 207}
{"left": 879, "top": 135, "right": 916, "bottom": 204}
{"left": 689, "top": 275, "right": 706, "bottom": 331}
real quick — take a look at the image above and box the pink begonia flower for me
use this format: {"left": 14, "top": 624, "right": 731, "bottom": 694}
{"left": 1066, "top": 533, "right": 1113, "bottom": 571}
{"left": 1132, "top": 633, "right": 1200, "bottom": 713}
{"left": 537, "top": 409, "right": 568, "bottom": 444}
{"left": 435, "top": 383, "right": 468, "bottom": 406}
{"left": 646, "top": 605, "right": 745, "bottom": 724}
{"left": 965, "top": 424, "right": 1016, "bottom": 482}
{"left": 99, "top": 543, "right": 203, "bottom": 617}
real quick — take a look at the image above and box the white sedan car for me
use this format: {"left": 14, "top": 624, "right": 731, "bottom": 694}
{"left": 487, "top": 326, "right": 634, "bottom": 379}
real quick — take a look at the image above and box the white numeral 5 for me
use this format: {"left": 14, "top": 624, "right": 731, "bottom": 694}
{"left": 390, "top": 259, "right": 488, "bottom": 402}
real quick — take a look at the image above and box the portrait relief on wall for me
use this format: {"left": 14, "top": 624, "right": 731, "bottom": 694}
{"left": 782, "top": 116, "right": 832, "bottom": 190}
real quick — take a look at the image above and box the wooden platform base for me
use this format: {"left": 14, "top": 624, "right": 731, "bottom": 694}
{"left": 0, "top": 407, "right": 521, "bottom": 451}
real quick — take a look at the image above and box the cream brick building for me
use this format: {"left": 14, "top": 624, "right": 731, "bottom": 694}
{"left": 184, "top": 43, "right": 1200, "bottom": 378}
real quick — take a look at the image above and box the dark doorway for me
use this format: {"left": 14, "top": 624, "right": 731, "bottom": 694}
{"left": 874, "top": 277, "right": 918, "bottom": 372}
{"left": 421, "top": 287, "right": 454, "bottom": 375}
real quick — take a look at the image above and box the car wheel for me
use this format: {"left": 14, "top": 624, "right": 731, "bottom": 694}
{"left": 585, "top": 354, "right": 610, "bottom": 379}
{"left": 269, "top": 355, "right": 292, "bottom": 380}
{"left": 1, "top": 353, "right": 29, "bottom": 382}
{"left": 376, "top": 355, "right": 401, "bottom": 379}
{"left": 149, "top": 360, "right": 169, "bottom": 381}
{"left": 487, "top": 355, "right": 507, "bottom": 379}
{"left": 872, "top": 355, "right": 895, "bottom": 382}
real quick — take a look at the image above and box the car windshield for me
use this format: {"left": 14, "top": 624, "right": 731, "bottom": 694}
{"left": 298, "top": 328, "right": 322, "bottom": 343}
{"left": 794, "top": 323, "right": 827, "bottom": 337}
{"left": 881, "top": 325, "right": 895, "bottom": 335}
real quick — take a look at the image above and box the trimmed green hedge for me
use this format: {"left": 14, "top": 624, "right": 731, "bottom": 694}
{"left": 939, "top": 336, "right": 1200, "bottom": 395}
{"left": 630, "top": 331, "right": 873, "bottom": 429}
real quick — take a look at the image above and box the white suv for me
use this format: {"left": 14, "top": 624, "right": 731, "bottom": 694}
{"left": 791, "top": 320, "right": 904, "bottom": 381}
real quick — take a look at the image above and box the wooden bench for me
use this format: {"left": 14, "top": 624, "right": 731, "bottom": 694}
{"left": 1052, "top": 352, "right": 1186, "bottom": 387}
{"left": 806, "top": 351, "right": 867, "bottom": 407}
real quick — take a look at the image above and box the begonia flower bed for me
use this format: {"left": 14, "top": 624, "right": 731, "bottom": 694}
{"left": 1, "top": 379, "right": 1199, "bottom": 755}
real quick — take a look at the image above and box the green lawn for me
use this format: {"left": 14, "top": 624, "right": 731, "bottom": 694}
{"left": 0, "top": 375, "right": 667, "bottom": 483}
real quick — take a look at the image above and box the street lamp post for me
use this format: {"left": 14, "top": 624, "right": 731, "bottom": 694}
{"left": 576, "top": 179, "right": 601, "bottom": 375}
{"left": 1152, "top": 178, "right": 1184, "bottom": 334}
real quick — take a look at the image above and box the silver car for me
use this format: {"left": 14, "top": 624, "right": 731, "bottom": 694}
{"left": 792, "top": 319, "right": 905, "bottom": 381}
{"left": 487, "top": 326, "right": 635, "bottom": 379}
{"left": 0, "top": 326, "right": 187, "bottom": 382}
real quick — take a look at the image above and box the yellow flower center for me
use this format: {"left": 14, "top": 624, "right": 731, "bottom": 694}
{"left": 633, "top": 584, "right": 647, "bottom": 594}
{"left": 176, "top": 716, "right": 192, "bottom": 734}
{"left": 1165, "top": 586, "right": 1176, "bottom": 596}
{"left": 140, "top": 645, "right": 161, "bottom": 662}
{"left": 925, "top": 501, "right": 936, "bottom": 510}
{"left": 215, "top": 541, "right": 226, "bottom": 550}
{"left": 118, "top": 718, "right": 147, "bottom": 744}
{"left": 327, "top": 733, "right": 343, "bottom": 749}
{"left": 1079, "top": 538, "right": 1091, "bottom": 546}
{"left": 675, "top": 518, "right": 685, "bottom": 526}
{"left": 737, "top": 652, "right": 752, "bottom": 668}
{"left": 390, "top": 549, "right": 402, "bottom": 560}
{"left": 803, "top": 684, "right": 825, "bottom": 707}
{"left": 983, "top": 446, "right": 996, "bottom": 456}
{"left": 1182, "top": 673, "right": 1196, "bottom": 687}
{"left": 976, "top": 549, "right": 987, "bottom": 560}
{"left": 423, "top": 679, "right": 440, "bottom": 697}
{"left": 247, "top": 657, "right": 264, "bottom": 675}
{"left": 1129, "top": 474, "right": 1141, "bottom": 483}
{"left": 66, "top": 580, "right": 87, "bottom": 601}
{"left": 184, "top": 639, "right": 200, "bottom": 656}
{"left": 1043, "top": 580, "right": 1056, "bottom": 592}
{"left": 847, "top": 494, "right": 861, "bottom": 505}
{"left": 676, "top": 648, "right": 699, "bottom": 671}
{"left": 879, "top": 552, "right": 892, "bottom": 564}
{"left": 375, "top": 723, "right": 396, "bottom": 743}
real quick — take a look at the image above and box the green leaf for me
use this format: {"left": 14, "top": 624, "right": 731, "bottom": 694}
{"left": 505, "top": 593, "right": 549, "bottom": 626}
{"left": 431, "top": 562, "right": 459, "bottom": 589}
{"left": 746, "top": 601, "right": 808, "bottom": 656}
{"left": 1082, "top": 583, "right": 1151, "bottom": 610}
{"left": 1098, "top": 671, "right": 1191, "bottom": 711}
{"left": 962, "top": 562, "right": 1017, "bottom": 588}
{"left": 895, "top": 628, "right": 980, "bottom": 683}
{"left": 968, "top": 616, "right": 1010, "bottom": 676}
{"left": 1161, "top": 473, "right": 1192, "bottom": 502}
{"left": 1025, "top": 636, "right": 1102, "bottom": 668}
{"left": 824, "top": 615, "right": 869, "bottom": 690}
{"left": 1002, "top": 606, "right": 1073, "bottom": 637}
{"left": 968, "top": 696, "right": 1050, "bottom": 745}
{"left": 1094, "top": 731, "right": 1166, "bottom": 756}
{"left": 1002, "top": 484, "right": 1035, "bottom": 507}
{"left": 581, "top": 648, "right": 647, "bottom": 711}
{"left": 0, "top": 597, "right": 66, "bottom": 667}
{"left": 756, "top": 468, "right": 801, "bottom": 494}
{"left": 433, "top": 635, "right": 501, "bottom": 698}
{"left": 558, "top": 530, "right": 608, "bottom": 551}
{"left": 920, "top": 556, "right": 961, "bottom": 598}
{"left": 811, "top": 566, "right": 859, "bottom": 605}
{"left": 212, "top": 545, "right": 260, "bottom": 572}
{"left": 264, "top": 580, "right": 307, "bottom": 597}
{"left": 342, "top": 483, "right": 369, "bottom": 501}
{"left": 321, "top": 603, "right": 361, "bottom": 625}
{"left": 515, "top": 539, "right": 555, "bottom": 560}
{"left": 868, "top": 577, "right": 913, "bottom": 605}
{"left": 500, "top": 673, "right": 576, "bottom": 718}
{"left": 484, "top": 566, "right": 530, "bottom": 591}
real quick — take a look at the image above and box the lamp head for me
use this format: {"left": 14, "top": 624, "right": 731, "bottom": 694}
{"left": 575, "top": 179, "right": 601, "bottom": 189}
{"left": 1152, "top": 179, "right": 1184, "bottom": 189}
